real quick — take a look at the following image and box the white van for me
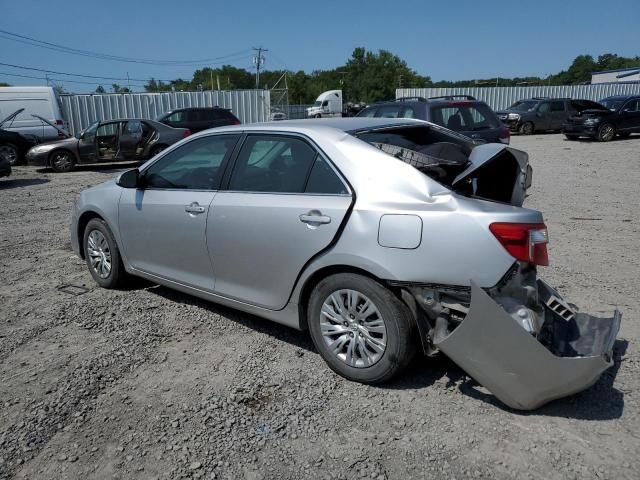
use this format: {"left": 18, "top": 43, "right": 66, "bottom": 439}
{"left": 0, "top": 86, "right": 67, "bottom": 142}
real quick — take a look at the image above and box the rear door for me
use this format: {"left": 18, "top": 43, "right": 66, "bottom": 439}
{"left": 207, "top": 133, "right": 352, "bottom": 309}
{"left": 118, "top": 134, "right": 240, "bottom": 289}
{"left": 118, "top": 120, "right": 144, "bottom": 159}
{"left": 536, "top": 102, "right": 552, "bottom": 130}
{"left": 549, "top": 101, "right": 567, "bottom": 130}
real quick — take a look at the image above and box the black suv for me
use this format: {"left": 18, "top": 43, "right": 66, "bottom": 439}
{"left": 563, "top": 95, "right": 640, "bottom": 142}
{"left": 356, "top": 96, "right": 509, "bottom": 144}
{"left": 497, "top": 97, "right": 604, "bottom": 135}
{"left": 158, "top": 107, "right": 240, "bottom": 133}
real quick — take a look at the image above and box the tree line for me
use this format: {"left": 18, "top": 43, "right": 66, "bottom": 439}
{"left": 93, "top": 50, "right": 640, "bottom": 103}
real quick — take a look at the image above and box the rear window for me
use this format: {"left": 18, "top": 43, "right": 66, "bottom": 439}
{"left": 429, "top": 103, "right": 500, "bottom": 132}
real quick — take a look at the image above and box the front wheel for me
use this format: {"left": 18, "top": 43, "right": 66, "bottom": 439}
{"left": 519, "top": 122, "right": 534, "bottom": 135}
{"left": 596, "top": 123, "right": 615, "bottom": 142}
{"left": 83, "top": 218, "right": 127, "bottom": 289}
{"left": 49, "top": 150, "right": 75, "bottom": 172}
{"left": 308, "top": 273, "right": 416, "bottom": 384}
{"left": 0, "top": 143, "right": 20, "bottom": 166}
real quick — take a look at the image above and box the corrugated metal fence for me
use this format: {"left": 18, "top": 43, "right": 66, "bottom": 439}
{"left": 61, "top": 90, "right": 270, "bottom": 135}
{"left": 396, "top": 84, "right": 640, "bottom": 111}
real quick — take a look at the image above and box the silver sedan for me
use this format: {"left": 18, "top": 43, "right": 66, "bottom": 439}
{"left": 70, "top": 118, "right": 620, "bottom": 410}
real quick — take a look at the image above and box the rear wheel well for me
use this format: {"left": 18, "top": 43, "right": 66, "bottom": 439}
{"left": 298, "top": 265, "right": 401, "bottom": 331}
{"left": 76, "top": 211, "right": 104, "bottom": 258}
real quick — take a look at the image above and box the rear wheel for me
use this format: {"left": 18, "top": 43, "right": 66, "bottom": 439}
{"left": 49, "top": 150, "right": 75, "bottom": 172}
{"left": 308, "top": 273, "right": 416, "bottom": 384}
{"left": 83, "top": 218, "right": 126, "bottom": 289}
{"left": 0, "top": 143, "right": 20, "bottom": 166}
{"left": 596, "top": 123, "right": 615, "bottom": 142}
{"left": 519, "top": 121, "right": 534, "bottom": 135}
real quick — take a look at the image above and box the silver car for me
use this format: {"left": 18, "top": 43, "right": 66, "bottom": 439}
{"left": 70, "top": 118, "right": 621, "bottom": 410}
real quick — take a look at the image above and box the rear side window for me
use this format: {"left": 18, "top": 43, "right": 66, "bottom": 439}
{"left": 229, "top": 135, "right": 317, "bottom": 193}
{"left": 401, "top": 106, "right": 416, "bottom": 118}
{"left": 357, "top": 107, "right": 377, "bottom": 118}
{"left": 376, "top": 105, "right": 402, "bottom": 118}
{"left": 164, "top": 111, "right": 185, "bottom": 122}
{"left": 305, "top": 155, "right": 348, "bottom": 195}
{"left": 430, "top": 103, "right": 500, "bottom": 131}
{"left": 623, "top": 99, "right": 640, "bottom": 112}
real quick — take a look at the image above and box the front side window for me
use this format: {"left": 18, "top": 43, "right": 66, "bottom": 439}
{"left": 538, "top": 103, "right": 551, "bottom": 113}
{"left": 144, "top": 134, "right": 239, "bottom": 190}
{"left": 377, "top": 105, "right": 402, "bottom": 118}
{"left": 401, "top": 106, "right": 416, "bottom": 118}
{"left": 357, "top": 107, "right": 377, "bottom": 118}
{"left": 550, "top": 101, "right": 565, "bottom": 112}
{"left": 165, "top": 111, "right": 184, "bottom": 123}
{"left": 228, "top": 135, "right": 317, "bottom": 193}
{"left": 623, "top": 99, "right": 640, "bottom": 112}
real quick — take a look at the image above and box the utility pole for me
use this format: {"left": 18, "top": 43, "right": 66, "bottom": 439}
{"left": 253, "top": 47, "right": 268, "bottom": 89}
{"left": 210, "top": 69, "right": 214, "bottom": 91}
{"left": 126, "top": 72, "right": 131, "bottom": 92}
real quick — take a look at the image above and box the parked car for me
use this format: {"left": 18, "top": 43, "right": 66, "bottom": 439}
{"left": 0, "top": 86, "right": 67, "bottom": 142}
{"left": 0, "top": 151, "right": 11, "bottom": 178}
{"left": 270, "top": 110, "right": 287, "bottom": 121}
{"left": 157, "top": 107, "right": 240, "bottom": 133}
{"left": 70, "top": 118, "right": 620, "bottom": 410}
{"left": 497, "top": 97, "right": 605, "bottom": 135}
{"left": 356, "top": 96, "right": 509, "bottom": 144}
{"left": 0, "top": 109, "right": 39, "bottom": 165}
{"left": 26, "top": 118, "right": 191, "bottom": 172}
{"left": 563, "top": 95, "right": 640, "bottom": 141}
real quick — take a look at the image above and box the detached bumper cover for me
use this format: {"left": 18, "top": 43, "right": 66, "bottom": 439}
{"left": 434, "top": 281, "right": 621, "bottom": 410}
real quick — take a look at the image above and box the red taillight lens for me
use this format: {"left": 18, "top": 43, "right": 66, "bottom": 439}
{"left": 233, "top": 118, "right": 241, "bottom": 125}
{"left": 182, "top": 129, "right": 192, "bottom": 138}
{"left": 489, "top": 222, "right": 549, "bottom": 266}
{"left": 55, "top": 119, "right": 64, "bottom": 125}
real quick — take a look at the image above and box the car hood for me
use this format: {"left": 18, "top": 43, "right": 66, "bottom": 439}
{"left": 29, "top": 137, "right": 78, "bottom": 151}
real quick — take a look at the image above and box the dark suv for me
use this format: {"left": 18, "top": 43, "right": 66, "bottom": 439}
{"left": 563, "top": 95, "right": 640, "bottom": 142}
{"left": 158, "top": 107, "right": 240, "bottom": 133}
{"left": 356, "top": 96, "right": 509, "bottom": 144}
{"left": 497, "top": 97, "right": 604, "bottom": 135}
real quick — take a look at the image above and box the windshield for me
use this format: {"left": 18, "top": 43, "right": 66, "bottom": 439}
{"left": 76, "top": 122, "right": 99, "bottom": 138}
{"left": 312, "top": 101, "right": 321, "bottom": 107}
{"left": 509, "top": 100, "right": 538, "bottom": 112}
{"left": 599, "top": 98, "right": 625, "bottom": 111}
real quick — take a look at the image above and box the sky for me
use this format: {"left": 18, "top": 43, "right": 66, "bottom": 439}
{"left": 1, "top": 0, "right": 639, "bottom": 92}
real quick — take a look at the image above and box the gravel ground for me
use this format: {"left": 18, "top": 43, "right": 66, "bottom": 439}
{"left": 0, "top": 133, "right": 638, "bottom": 480}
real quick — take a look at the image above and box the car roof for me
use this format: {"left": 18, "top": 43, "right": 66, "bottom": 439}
{"left": 601, "top": 95, "right": 639, "bottom": 100}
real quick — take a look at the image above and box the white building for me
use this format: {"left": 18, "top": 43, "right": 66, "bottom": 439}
{"left": 591, "top": 67, "right": 640, "bottom": 84}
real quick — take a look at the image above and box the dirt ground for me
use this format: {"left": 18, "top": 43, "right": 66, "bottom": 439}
{"left": 1, "top": 133, "right": 638, "bottom": 480}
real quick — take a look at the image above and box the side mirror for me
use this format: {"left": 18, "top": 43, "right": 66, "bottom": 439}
{"left": 117, "top": 168, "right": 141, "bottom": 189}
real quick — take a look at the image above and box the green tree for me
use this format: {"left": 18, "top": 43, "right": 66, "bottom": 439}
{"left": 95, "top": 85, "right": 106, "bottom": 93}
{"left": 111, "top": 84, "right": 131, "bottom": 93}
{"left": 0, "top": 82, "right": 10, "bottom": 87}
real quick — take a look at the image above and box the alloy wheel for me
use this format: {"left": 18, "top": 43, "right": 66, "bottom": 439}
{"left": 87, "top": 230, "right": 112, "bottom": 279}
{"left": 598, "top": 124, "right": 615, "bottom": 142}
{"left": 0, "top": 145, "right": 18, "bottom": 165}
{"left": 319, "top": 289, "right": 387, "bottom": 368}
{"left": 51, "top": 151, "right": 73, "bottom": 171}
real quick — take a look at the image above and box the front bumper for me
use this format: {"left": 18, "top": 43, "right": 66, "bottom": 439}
{"left": 26, "top": 149, "right": 49, "bottom": 166}
{"left": 433, "top": 281, "right": 621, "bottom": 410}
{"left": 562, "top": 123, "right": 597, "bottom": 137}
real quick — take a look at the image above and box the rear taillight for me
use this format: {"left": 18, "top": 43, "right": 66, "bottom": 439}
{"left": 499, "top": 126, "right": 510, "bottom": 144}
{"left": 55, "top": 119, "right": 64, "bottom": 125}
{"left": 182, "top": 129, "right": 192, "bottom": 138}
{"left": 489, "top": 222, "right": 549, "bottom": 266}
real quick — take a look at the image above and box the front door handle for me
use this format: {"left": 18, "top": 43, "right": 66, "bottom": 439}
{"left": 299, "top": 210, "right": 331, "bottom": 226}
{"left": 185, "top": 202, "right": 206, "bottom": 215}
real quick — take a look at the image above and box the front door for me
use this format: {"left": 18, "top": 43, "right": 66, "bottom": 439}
{"left": 77, "top": 122, "right": 98, "bottom": 162}
{"left": 207, "top": 134, "right": 352, "bottom": 309}
{"left": 536, "top": 102, "right": 552, "bottom": 130}
{"left": 96, "top": 121, "right": 121, "bottom": 160}
{"left": 549, "top": 100, "right": 567, "bottom": 130}
{"left": 619, "top": 99, "right": 640, "bottom": 132}
{"left": 118, "top": 134, "right": 239, "bottom": 290}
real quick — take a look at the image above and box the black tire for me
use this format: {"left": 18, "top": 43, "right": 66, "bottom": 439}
{"left": 564, "top": 134, "right": 579, "bottom": 141}
{"left": 83, "top": 218, "right": 127, "bottom": 289}
{"left": 49, "top": 150, "right": 76, "bottom": 172}
{"left": 149, "top": 144, "right": 167, "bottom": 157}
{"left": 308, "top": 273, "right": 416, "bottom": 384}
{"left": 618, "top": 132, "right": 631, "bottom": 139}
{"left": 314, "top": 114, "right": 322, "bottom": 119}
{"left": 519, "top": 121, "right": 534, "bottom": 135}
{"left": 0, "top": 143, "right": 20, "bottom": 166}
{"left": 596, "top": 123, "right": 615, "bottom": 142}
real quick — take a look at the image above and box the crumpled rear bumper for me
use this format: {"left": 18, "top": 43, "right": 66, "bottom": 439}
{"left": 433, "top": 281, "right": 621, "bottom": 410}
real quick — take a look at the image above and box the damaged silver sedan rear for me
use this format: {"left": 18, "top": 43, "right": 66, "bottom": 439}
{"left": 70, "top": 117, "right": 621, "bottom": 410}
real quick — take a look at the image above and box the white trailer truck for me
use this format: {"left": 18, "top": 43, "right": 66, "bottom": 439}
{"left": 306, "top": 90, "right": 343, "bottom": 118}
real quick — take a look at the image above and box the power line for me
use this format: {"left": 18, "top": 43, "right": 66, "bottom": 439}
{"left": 0, "top": 61, "right": 173, "bottom": 82}
{"left": 0, "top": 71, "right": 148, "bottom": 87}
{"left": 0, "top": 29, "right": 254, "bottom": 66}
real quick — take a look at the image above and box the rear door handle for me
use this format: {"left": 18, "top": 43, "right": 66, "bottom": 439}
{"left": 299, "top": 210, "right": 331, "bottom": 225}
{"left": 185, "top": 202, "right": 206, "bottom": 215}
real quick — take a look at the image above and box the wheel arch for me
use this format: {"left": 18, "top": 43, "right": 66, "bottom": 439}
{"left": 76, "top": 211, "right": 106, "bottom": 259}
{"left": 48, "top": 148, "right": 79, "bottom": 167}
